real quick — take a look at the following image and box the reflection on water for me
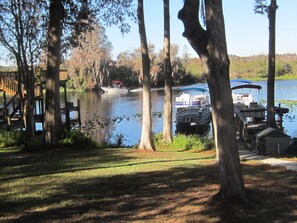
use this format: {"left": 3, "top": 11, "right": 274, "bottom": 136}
{"left": 65, "top": 80, "right": 297, "bottom": 146}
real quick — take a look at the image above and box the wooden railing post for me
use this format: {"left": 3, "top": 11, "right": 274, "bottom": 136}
{"left": 65, "top": 102, "right": 71, "bottom": 131}
{"left": 77, "top": 99, "right": 81, "bottom": 128}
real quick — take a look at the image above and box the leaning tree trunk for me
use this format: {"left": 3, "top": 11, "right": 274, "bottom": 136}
{"left": 179, "top": 0, "right": 246, "bottom": 201}
{"left": 137, "top": 0, "right": 155, "bottom": 151}
{"left": 43, "top": 0, "right": 63, "bottom": 146}
{"left": 162, "top": 0, "right": 173, "bottom": 143}
{"left": 266, "top": 0, "right": 277, "bottom": 128}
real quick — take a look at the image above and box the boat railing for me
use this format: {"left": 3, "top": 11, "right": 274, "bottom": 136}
{"left": 177, "top": 106, "right": 203, "bottom": 115}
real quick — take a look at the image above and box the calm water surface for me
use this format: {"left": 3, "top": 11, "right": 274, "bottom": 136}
{"left": 66, "top": 80, "right": 297, "bottom": 146}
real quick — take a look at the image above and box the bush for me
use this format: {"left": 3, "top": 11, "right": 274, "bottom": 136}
{"left": 0, "top": 130, "right": 24, "bottom": 148}
{"left": 172, "top": 134, "right": 204, "bottom": 151}
{"left": 154, "top": 133, "right": 214, "bottom": 151}
{"left": 59, "top": 129, "right": 104, "bottom": 148}
{"left": 109, "top": 132, "right": 127, "bottom": 148}
{"left": 153, "top": 132, "right": 165, "bottom": 147}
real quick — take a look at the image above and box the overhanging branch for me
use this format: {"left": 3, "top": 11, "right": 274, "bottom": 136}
{"left": 178, "top": 0, "right": 208, "bottom": 58}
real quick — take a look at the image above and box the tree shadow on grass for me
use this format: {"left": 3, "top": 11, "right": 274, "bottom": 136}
{"left": 1, "top": 160, "right": 297, "bottom": 223}
{"left": 0, "top": 148, "right": 136, "bottom": 181}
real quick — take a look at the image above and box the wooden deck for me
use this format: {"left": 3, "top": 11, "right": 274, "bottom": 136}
{"left": 0, "top": 70, "right": 81, "bottom": 131}
{"left": 235, "top": 105, "right": 289, "bottom": 143}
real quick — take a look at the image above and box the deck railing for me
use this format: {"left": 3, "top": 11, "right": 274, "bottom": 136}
{"left": 0, "top": 70, "right": 68, "bottom": 94}
{"left": 0, "top": 76, "right": 19, "bottom": 95}
{"left": 38, "top": 70, "right": 68, "bottom": 82}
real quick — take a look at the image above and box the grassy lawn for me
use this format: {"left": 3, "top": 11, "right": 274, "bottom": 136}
{"left": 0, "top": 146, "right": 297, "bottom": 223}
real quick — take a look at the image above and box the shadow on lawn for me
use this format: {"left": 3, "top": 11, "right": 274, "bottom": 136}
{"left": 0, "top": 148, "right": 134, "bottom": 181}
{"left": 1, "top": 157, "right": 297, "bottom": 222}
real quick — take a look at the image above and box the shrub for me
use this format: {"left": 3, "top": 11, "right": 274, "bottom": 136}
{"left": 109, "top": 132, "right": 127, "bottom": 148}
{"left": 0, "top": 130, "right": 24, "bottom": 148}
{"left": 59, "top": 129, "right": 103, "bottom": 148}
{"left": 172, "top": 134, "right": 205, "bottom": 151}
{"left": 153, "top": 132, "right": 165, "bottom": 147}
{"left": 154, "top": 133, "right": 214, "bottom": 151}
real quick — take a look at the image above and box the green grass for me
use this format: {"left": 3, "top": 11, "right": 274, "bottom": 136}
{"left": 277, "top": 99, "right": 297, "bottom": 105}
{"left": 276, "top": 75, "right": 297, "bottom": 80}
{"left": 0, "top": 146, "right": 297, "bottom": 222}
{"left": 241, "top": 75, "right": 297, "bottom": 81}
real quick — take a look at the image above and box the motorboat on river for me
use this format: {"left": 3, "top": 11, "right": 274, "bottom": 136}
{"left": 175, "top": 87, "right": 211, "bottom": 130}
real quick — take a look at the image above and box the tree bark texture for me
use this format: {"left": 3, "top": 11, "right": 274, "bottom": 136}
{"left": 266, "top": 0, "right": 277, "bottom": 128}
{"left": 179, "top": 0, "right": 246, "bottom": 201}
{"left": 162, "top": 0, "right": 173, "bottom": 143}
{"left": 43, "top": 0, "right": 63, "bottom": 146}
{"left": 23, "top": 71, "right": 35, "bottom": 147}
{"left": 17, "top": 54, "right": 35, "bottom": 148}
{"left": 137, "top": 0, "right": 155, "bottom": 151}
{"left": 15, "top": 8, "right": 35, "bottom": 147}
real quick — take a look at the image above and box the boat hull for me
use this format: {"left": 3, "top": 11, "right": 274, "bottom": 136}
{"left": 175, "top": 106, "right": 211, "bottom": 127}
{"left": 175, "top": 89, "right": 211, "bottom": 131}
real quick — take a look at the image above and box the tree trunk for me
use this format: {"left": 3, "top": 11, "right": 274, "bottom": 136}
{"left": 23, "top": 69, "right": 35, "bottom": 147}
{"left": 43, "top": 0, "right": 63, "bottom": 146}
{"left": 178, "top": 0, "right": 246, "bottom": 201}
{"left": 137, "top": 0, "right": 155, "bottom": 151}
{"left": 266, "top": 0, "right": 277, "bottom": 128}
{"left": 16, "top": 18, "right": 35, "bottom": 147}
{"left": 162, "top": 0, "right": 173, "bottom": 143}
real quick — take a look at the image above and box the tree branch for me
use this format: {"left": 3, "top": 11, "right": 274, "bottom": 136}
{"left": 178, "top": 0, "right": 208, "bottom": 58}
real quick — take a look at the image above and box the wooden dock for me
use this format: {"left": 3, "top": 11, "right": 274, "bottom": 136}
{"left": 0, "top": 71, "right": 81, "bottom": 131}
{"left": 235, "top": 106, "right": 289, "bottom": 143}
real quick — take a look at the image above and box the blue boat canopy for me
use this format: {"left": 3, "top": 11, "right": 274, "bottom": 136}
{"left": 231, "top": 84, "right": 262, "bottom": 91}
{"left": 230, "top": 79, "right": 252, "bottom": 84}
{"left": 181, "top": 87, "right": 208, "bottom": 93}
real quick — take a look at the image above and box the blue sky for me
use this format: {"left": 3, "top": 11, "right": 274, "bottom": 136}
{"left": 105, "top": 0, "right": 297, "bottom": 59}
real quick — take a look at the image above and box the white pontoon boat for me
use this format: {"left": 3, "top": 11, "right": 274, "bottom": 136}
{"left": 231, "top": 79, "right": 265, "bottom": 122}
{"left": 175, "top": 87, "right": 211, "bottom": 129}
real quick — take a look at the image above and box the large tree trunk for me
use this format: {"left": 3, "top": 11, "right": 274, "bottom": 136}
{"left": 43, "top": 0, "right": 63, "bottom": 146}
{"left": 137, "top": 0, "right": 155, "bottom": 151}
{"left": 266, "top": 0, "right": 277, "bottom": 128}
{"left": 179, "top": 0, "right": 246, "bottom": 201}
{"left": 162, "top": 0, "right": 173, "bottom": 143}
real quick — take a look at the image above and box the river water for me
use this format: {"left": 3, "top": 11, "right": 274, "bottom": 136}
{"left": 66, "top": 80, "right": 297, "bottom": 146}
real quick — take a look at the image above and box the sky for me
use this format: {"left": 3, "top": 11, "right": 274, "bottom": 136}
{"left": 105, "top": 0, "right": 297, "bottom": 59}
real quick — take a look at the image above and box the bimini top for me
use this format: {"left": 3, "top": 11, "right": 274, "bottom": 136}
{"left": 230, "top": 79, "right": 252, "bottom": 85}
{"left": 231, "top": 84, "right": 262, "bottom": 91}
{"left": 180, "top": 87, "right": 208, "bottom": 93}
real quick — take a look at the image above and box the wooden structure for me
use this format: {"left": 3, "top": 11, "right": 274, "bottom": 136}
{"left": 235, "top": 105, "right": 289, "bottom": 142}
{"left": 0, "top": 70, "right": 81, "bottom": 131}
{"left": 235, "top": 108, "right": 266, "bottom": 142}
{"left": 235, "top": 106, "right": 289, "bottom": 154}
{"left": 255, "top": 127, "right": 291, "bottom": 155}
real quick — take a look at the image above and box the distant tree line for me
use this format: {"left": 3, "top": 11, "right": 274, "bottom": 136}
{"left": 229, "top": 54, "right": 297, "bottom": 79}
{"left": 2, "top": 53, "right": 297, "bottom": 90}
{"left": 64, "top": 37, "right": 297, "bottom": 91}
{"left": 64, "top": 23, "right": 207, "bottom": 91}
